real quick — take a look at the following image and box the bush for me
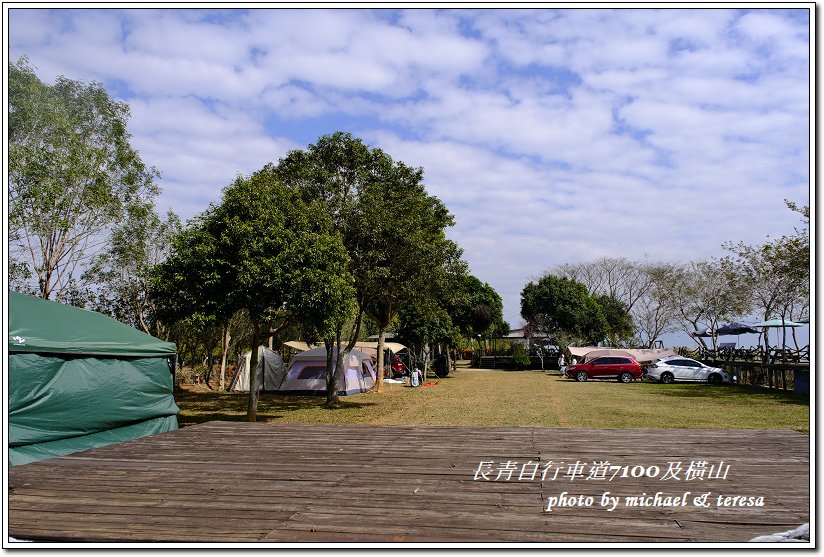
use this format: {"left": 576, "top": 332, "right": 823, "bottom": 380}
{"left": 512, "top": 344, "right": 531, "bottom": 370}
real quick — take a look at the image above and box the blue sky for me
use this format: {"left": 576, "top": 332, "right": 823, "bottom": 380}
{"left": 7, "top": 7, "right": 811, "bottom": 340}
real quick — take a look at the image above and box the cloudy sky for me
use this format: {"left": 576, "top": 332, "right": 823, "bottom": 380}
{"left": 7, "top": 7, "right": 811, "bottom": 329}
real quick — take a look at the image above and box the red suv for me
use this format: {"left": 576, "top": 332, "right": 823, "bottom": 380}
{"left": 564, "top": 356, "right": 642, "bottom": 383}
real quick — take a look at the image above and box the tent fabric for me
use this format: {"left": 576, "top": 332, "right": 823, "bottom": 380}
{"left": 9, "top": 292, "right": 179, "bottom": 466}
{"left": 580, "top": 349, "right": 634, "bottom": 362}
{"left": 9, "top": 354, "right": 179, "bottom": 446}
{"left": 284, "top": 340, "right": 408, "bottom": 354}
{"left": 9, "top": 415, "right": 178, "bottom": 467}
{"left": 230, "top": 346, "right": 287, "bottom": 392}
{"left": 9, "top": 291, "right": 176, "bottom": 357}
{"left": 282, "top": 347, "right": 376, "bottom": 396}
{"left": 283, "top": 340, "right": 315, "bottom": 352}
{"left": 353, "top": 341, "right": 408, "bottom": 353}
{"left": 568, "top": 346, "right": 677, "bottom": 363}
{"left": 751, "top": 319, "right": 804, "bottom": 328}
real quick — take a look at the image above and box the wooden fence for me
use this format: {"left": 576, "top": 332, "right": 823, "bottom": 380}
{"left": 677, "top": 346, "right": 810, "bottom": 393}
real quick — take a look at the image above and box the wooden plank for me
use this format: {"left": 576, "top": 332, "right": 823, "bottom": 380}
{"left": 8, "top": 422, "right": 809, "bottom": 544}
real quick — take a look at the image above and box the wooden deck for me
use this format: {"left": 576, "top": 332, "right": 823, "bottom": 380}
{"left": 8, "top": 422, "right": 810, "bottom": 544}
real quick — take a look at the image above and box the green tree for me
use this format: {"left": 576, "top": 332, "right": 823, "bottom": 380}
{"left": 520, "top": 275, "right": 607, "bottom": 347}
{"left": 151, "top": 219, "right": 234, "bottom": 389}
{"left": 284, "top": 221, "right": 358, "bottom": 404}
{"left": 394, "top": 237, "right": 469, "bottom": 377}
{"left": 555, "top": 257, "right": 652, "bottom": 313}
{"left": 511, "top": 343, "right": 531, "bottom": 370}
{"left": 276, "top": 132, "right": 462, "bottom": 396}
{"left": 592, "top": 294, "right": 634, "bottom": 347}
{"left": 84, "top": 205, "right": 180, "bottom": 337}
{"left": 276, "top": 133, "right": 377, "bottom": 401}
{"left": 9, "top": 58, "right": 159, "bottom": 301}
{"left": 451, "top": 275, "right": 507, "bottom": 348}
{"left": 353, "top": 155, "right": 458, "bottom": 392}
{"left": 153, "top": 167, "right": 342, "bottom": 417}
{"left": 396, "top": 297, "right": 462, "bottom": 375}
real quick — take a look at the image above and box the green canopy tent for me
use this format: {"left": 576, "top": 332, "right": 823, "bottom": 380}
{"left": 8, "top": 291, "right": 180, "bottom": 466}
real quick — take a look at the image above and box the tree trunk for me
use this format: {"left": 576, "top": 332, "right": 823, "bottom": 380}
{"left": 375, "top": 327, "right": 387, "bottom": 393}
{"left": 246, "top": 321, "right": 261, "bottom": 422}
{"left": 326, "top": 334, "right": 342, "bottom": 406}
{"left": 219, "top": 324, "right": 231, "bottom": 391}
{"left": 204, "top": 349, "right": 215, "bottom": 389}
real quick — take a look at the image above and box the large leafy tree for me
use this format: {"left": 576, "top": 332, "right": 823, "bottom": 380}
{"left": 153, "top": 167, "right": 351, "bottom": 417}
{"left": 276, "top": 132, "right": 461, "bottom": 395}
{"left": 356, "top": 159, "right": 461, "bottom": 391}
{"left": 284, "top": 220, "right": 357, "bottom": 404}
{"left": 9, "top": 58, "right": 159, "bottom": 301}
{"left": 555, "top": 257, "right": 652, "bottom": 313}
{"left": 592, "top": 294, "right": 634, "bottom": 347}
{"left": 275, "top": 133, "right": 377, "bottom": 401}
{"left": 520, "top": 275, "right": 607, "bottom": 347}
{"left": 151, "top": 218, "right": 235, "bottom": 388}
{"left": 451, "top": 274, "right": 507, "bottom": 351}
{"left": 394, "top": 236, "right": 469, "bottom": 377}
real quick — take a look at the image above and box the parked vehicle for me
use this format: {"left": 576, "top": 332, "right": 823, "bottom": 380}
{"left": 646, "top": 356, "right": 736, "bottom": 384}
{"left": 564, "top": 356, "right": 643, "bottom": 383}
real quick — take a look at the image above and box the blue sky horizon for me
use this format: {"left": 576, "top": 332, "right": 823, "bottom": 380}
{"left": 7, "top": 7, "right": 812, "bottom": 347}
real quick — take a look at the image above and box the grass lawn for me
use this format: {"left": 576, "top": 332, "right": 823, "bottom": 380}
{"left": 175, "top": 368, "right": 810, "bottom": 433}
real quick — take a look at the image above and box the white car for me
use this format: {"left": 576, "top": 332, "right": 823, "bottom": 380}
{"left": 646, "top": 357, "right": 736, "bottom": 384}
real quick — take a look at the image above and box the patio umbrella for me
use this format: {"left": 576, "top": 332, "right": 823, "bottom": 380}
{"left": 751, "top": 319, "right": 804, "bottom": 350}
{"left": 706, "top": 322, "right": 761, "bottom": 349}
{"left": 691, "top": 323, "right": 758, "bottom": 345}
{"left": 715, "top": 322, "right": 760, "bottom": 336}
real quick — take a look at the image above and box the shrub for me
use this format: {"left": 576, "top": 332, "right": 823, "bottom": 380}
{"left": 512, "top": 343, "right": 531, "bottom": 370}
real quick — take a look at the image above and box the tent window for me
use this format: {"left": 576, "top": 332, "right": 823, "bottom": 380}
{"left": 296, "top": 366, "right": 326, "bottom": 380}
{"left": 362, "top": 362, "right": 371, "bottom": 378}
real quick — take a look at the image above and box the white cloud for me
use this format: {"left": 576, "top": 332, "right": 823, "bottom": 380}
{"left": 737, "top": 11, "right": 801, "bottom": 41}
{"left": 8, "top": 7, "right": 810, "bottom": 327}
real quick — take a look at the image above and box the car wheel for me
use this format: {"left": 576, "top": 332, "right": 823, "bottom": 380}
{"left": 618, "top": 372, "right": 633, "bottom": 383}
{"left": 708, "top": 373, "right": 722, "bottom": 385}
{"left": 576, "top": 371, "right": 588, "bottom": 382}
{"left": 660, "top": 372, "right": 674, "bottom": 384}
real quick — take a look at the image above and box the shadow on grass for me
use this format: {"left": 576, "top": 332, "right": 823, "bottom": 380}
{"left": 175, "top": 389, "right": 379, "bottom": 425}
{"left": 644, "top": 383, "right": 809, "bottom": 406}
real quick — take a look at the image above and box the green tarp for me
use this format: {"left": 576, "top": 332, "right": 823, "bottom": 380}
{"left": 9, "top": 292, "right": 179, "bottom": 466}
{"left": 9, "top": 291, "right": 176, "bottom": 356}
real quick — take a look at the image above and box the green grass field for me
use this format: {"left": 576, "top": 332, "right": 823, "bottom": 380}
{"left": 175, "top": 368, "right": 810, "bottom": 433}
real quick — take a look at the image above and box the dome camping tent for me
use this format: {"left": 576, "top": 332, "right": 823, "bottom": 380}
{"left": 8, "top": 291, "right": 179, "bottom": 466}
{"left": 280, "top": 347, "right": 376, "bottom": 396}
